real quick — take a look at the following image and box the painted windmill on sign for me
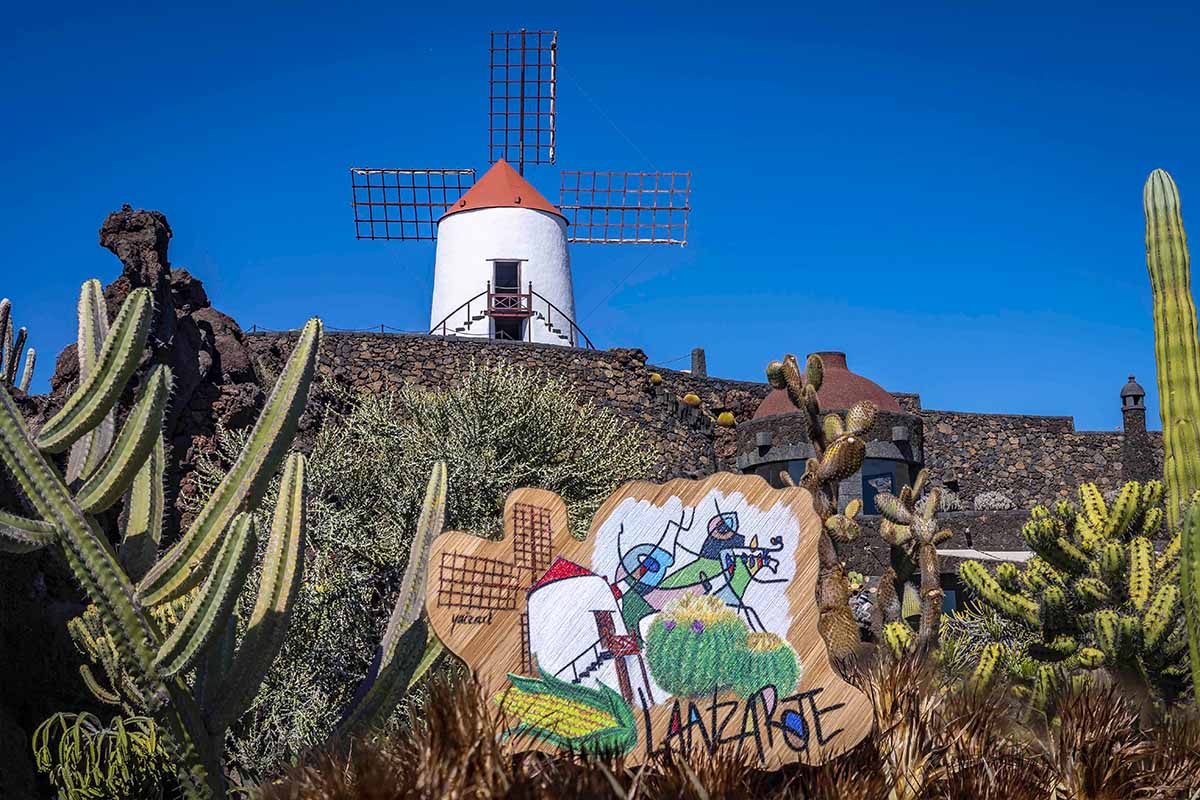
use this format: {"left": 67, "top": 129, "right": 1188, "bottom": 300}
{"left": 350, "top": 30, "right": 692, "bottom": 348}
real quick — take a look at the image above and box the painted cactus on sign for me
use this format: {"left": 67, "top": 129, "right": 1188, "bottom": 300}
{"left": 426, "top": 473, "right": 872, "bottom": 767}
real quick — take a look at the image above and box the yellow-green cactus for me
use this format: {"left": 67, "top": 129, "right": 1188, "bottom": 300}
{"left": 1145, "top": 169, "right": 1200, "bottom": 535}
{"left": 960, "top": 480, "right": 1189, "bottom": 705}
{"left": 969, "top": 643, "right": 1004, "bottom": 692}
{"left": 884, "top": 621, "right": 914, "bottom": 658}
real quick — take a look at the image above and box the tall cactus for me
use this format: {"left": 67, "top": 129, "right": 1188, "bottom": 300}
{"left": 1146, "top": 169, "right": 1200, "bottom": 534}
{"left": 1147, "top": 169, "right": 1200, "bottom": 703}
{"left": 0, "top": 296, "right": 36, "bottom": 391}
{"left": 766, "top": 353, "right": 873, "bottom": 661}
{"left": 0, "top": 278, "right": 447, "bottom": 797}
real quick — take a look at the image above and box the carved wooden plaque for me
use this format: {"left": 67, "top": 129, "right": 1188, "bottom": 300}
{"left": 425, "top": 473, "right": 872, "bottom": 767}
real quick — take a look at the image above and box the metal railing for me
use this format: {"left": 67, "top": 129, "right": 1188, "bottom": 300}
{"left": 488, "top": 283, "right": 532, "bottom": 317}
{"left": 428, "top": 281, "right": 595, "bottom": 349}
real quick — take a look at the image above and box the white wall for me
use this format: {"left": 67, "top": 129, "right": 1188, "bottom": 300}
{"left": 431, "top": 207, "right": 576, "bottom": 346}
{"left": 527, "top": 573, "right": 626, "bottom": 693}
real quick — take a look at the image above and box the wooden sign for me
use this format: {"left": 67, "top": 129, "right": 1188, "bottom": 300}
{"left": 425, "top": 473, "right": 872, "bottom": 767}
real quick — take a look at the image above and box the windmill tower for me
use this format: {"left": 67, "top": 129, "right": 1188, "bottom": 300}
{"left": 350, "top": 30, "right": 692, "bottom": 348}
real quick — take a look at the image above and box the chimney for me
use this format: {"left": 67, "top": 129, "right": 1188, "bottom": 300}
{"left": 1120, "top": 374, "right": 1146, "bottom": 434}
{"left": 691, "top": 348, "right": 707, "bottom": 378}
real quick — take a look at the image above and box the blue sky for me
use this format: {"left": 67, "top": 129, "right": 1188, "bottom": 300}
{"left": 2, "top": 2, "right": 1198, "bottom": 430}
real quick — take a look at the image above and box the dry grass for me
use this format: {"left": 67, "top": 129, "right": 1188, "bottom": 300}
{"left": 259, "top": 664, "right": 1200, "bottom": 800}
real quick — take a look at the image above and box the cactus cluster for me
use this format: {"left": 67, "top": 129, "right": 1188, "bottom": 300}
{"left": 0, "top": 279, "right": 446, "bottom": 798}
{"left": 959, "top": 480, "right": 1189, "bottom": 706}
{"left": 32, "top": 712, "right": 173, "bottom": 798}
{"left": 0, "top": 297, "right": 36, "bottom": 392}
{"left": 873, "top": 470, "right": 954, "bottom": 658}
{"left": 765, "top": 353, "right": 875, "bottom": 661}
{"left": 644, "top": 595, "right": 800, "bottom": 700}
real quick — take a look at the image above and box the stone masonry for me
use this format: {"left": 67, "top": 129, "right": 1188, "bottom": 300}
{"left": 245, "top": 331, "right": 1162, "bottom": 512}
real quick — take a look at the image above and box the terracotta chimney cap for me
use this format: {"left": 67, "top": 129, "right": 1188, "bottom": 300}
{"left": 753, "top": 350, "right": 902, "bottom": 418}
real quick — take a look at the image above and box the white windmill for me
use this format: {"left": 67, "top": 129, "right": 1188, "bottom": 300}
{"left": 350, "top": 30, "right": 692, "bottom": 348}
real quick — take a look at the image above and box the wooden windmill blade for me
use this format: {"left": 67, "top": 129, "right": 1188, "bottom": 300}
{"left": 560, "top": 170, "right": 692, "bottom": 246}
{"left": 489, "top": 30, "right": 557, "bottom": 173}
{"left": 350, "top": 168, "right": 476, "bottom": 240}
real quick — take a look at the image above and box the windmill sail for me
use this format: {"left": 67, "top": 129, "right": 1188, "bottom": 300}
{"left": 489, "top": 30, "right": 557, "bottom": 173}
{"left": 559, "top": 171, "right": 691, "bottom": 246}
{"left": 350, "top": 168, "right": 476, "bottom": 240}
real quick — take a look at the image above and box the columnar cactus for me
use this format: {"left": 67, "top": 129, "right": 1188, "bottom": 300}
{"left": 766, "top": 353, "right": 874, "bottom": 660}
{"left": 959, "top": 480, "right": 1189, "bottom": 707}
{"left": 1145, "top": 169, "right": 1200, "bottom": 534}
{"left": 873, "top": 471, "right": 954, "bottom": 657}
{"left": 0, "top": 297, "right": 36, "bottom": 392}
{"left": 0, "top": 278, "right": 447, "bottom": 798}
{"left": 1148, "top": 169, "right": 1200, "bottom": 703}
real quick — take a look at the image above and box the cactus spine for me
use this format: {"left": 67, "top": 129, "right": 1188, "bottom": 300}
{"left": 1184, "top": 504, "right": 1200, "bottom": 700}
{"left": 1146, "top": 169, "right": 1200, "bottom": 533}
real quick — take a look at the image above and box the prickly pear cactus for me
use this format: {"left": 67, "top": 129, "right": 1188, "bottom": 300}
{"left": 766, "top": 353, "right": 873, "bottom": 661}
{"left": 873, "top": 470, "right": 954, "bottom": 656}
{"left": 959, "top": 480, "right": 1188, "bottom": 707}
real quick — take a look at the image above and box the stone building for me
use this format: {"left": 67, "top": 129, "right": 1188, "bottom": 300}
{"left": 736, "top": 352, "right": 926, "bottom": 514}
{"left": 733, "top": 352, "right": 1161, "bottom": 517}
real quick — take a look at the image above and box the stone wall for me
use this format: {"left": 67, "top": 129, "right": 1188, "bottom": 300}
{"left": 918, "top": 407, "right": 1163, "bottom": 508}
{"left": 245, "top": 332, "right": 771, "bottom": 480}
{"left": 246, "top": 332, "right": 1162, "bottom": 510}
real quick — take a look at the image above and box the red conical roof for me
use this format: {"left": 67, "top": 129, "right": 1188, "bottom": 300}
{"left": 528, "top": 557, "right": 594, "bottom": 592}
{"left": 440, "top": 159, "right": 566, "bottom": 222}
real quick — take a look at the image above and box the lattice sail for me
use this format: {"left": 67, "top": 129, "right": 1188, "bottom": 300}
{"left": 350, "top": 168, "right": 476, "bottom": 240}
{"left": 489, "top": 30, "right": 557, "bottom": 171}
{"left": 560, "top": 171, "right": 691, "bottom": 245}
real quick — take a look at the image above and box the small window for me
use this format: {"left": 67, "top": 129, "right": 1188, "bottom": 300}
{"left": 494, "top": 261, "right": 520, "bottom": 293}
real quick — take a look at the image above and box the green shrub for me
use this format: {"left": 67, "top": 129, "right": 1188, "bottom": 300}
{"left": 195, "top": 363, "right": 655, "bottom": 779}
{"left": 937, "top": 601, "right": 1040, "bottom": 680}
